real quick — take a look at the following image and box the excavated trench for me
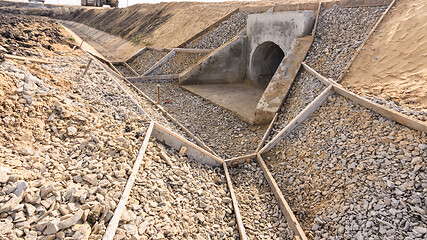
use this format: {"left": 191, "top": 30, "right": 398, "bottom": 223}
{"left": 56, "top": 2, "right": 427, "bottom": 240}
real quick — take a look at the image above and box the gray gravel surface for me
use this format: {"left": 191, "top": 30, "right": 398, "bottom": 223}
{"left": 264, "top": 94, "right": 427, "bottom": 239}
{"left": 364, "top": 95, "right": 427, "bottom": 122}
{"left": 230, "top": 162, "right": 293, "bottom": 240}
{"left": 305, "top": 5, "right": 387, "bottom": 80}
{"left": 117, "top": 142, "right": 238, "bottom": 239}
{"left": 114, "top": 64, "right": 137, "bottom": 78}
{"left": 128, "top": 50, "right": 167, "bottom": 75}
{"left": 184, "top": 12, "right": 250, "bottom": 49}
{"left": 267, "top": 70, "right": 327, "bottom": 142}
{"left": 149, "top": 52, "right": 207, "bottom": 76}
{"left": 265, "top": 5, "right": 387, "bottom": 144}
{"left": 130, "top": 81, "right": 265, "bottom": 159}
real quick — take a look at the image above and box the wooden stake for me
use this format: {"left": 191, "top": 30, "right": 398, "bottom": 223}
{"left": 82, "top": 59, "right": 92, "bottom": 77}
{"left": 79, "top": 37, "right": 85, "bottom": 48}
{"left": 157, "top": 84, "right": 160, "bottom": 104}
{"left": 4, "top": 54, "right": 52, "bottom": 64}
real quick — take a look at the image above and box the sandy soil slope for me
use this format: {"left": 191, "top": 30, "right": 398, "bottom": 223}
{"left": 342, "top": 0, "right": 427, "bottom": 111}
{"left": 56, "top": 0, "right": 324, "bottom": 48}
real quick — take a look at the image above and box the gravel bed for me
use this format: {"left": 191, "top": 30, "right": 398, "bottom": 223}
{"left": 264, "top": 94, "right": 427, "bottom": 239}
{"left": 230, "top": 162, "right": 293, "bottom": 239}
{"left": 114, "top": 64, "right": 137, "bottom": 78}
{"left": 98, "top": 60, "right": 198, "bottom": 144}
{"left": 0, "top": 49, "right": 152, "bottom": 239}
{"left": 149, "top": 52, "right": 207, "bottom": 76}
{"left": 128, "top": 50, "right": 167, "bottom": 75}
{"left": 267, "top": 70, "right": 327, "bottom": 142}
{"left": 116, "top": 141, "right": 238, "bottom": 239}
{"left": 184, "top": 12, "right": 250, "bottom": 49}
{"left": 305, "top": 5, "right": 387, "bottom": 80}
{"left": 364, "top": 95, "right": 427, "bottom": 122}
{"left": 131, "top": 81, "right": 265, "bottom": 159}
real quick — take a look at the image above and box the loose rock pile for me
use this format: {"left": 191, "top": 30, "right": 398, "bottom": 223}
{"left": 131, "top": 81, "right": 264, "bottom": 159}
{"left": 264, "top": 95, "right": 426, "bottom": 239}
{"left": 305, "top": 5, "right": 387, "bottom": 80}
{"left": 230, "top": 162, "right": 293, "bottom": 240}
{"left": 115, "top": 142, "right": 238, "bottom": 239}
{"left": 184, "top": 12, "right": 250, "bottom": 49}
{"left": 0, "top": 14, "right": 73, "bottom": 58}
{"left": 127, "top": 50, "right": 167, "bottom": 76}
{"left": 0, "top": 38, "right": 151, "bottom": 238}
{"left": 149, "top": 52, "right": 207, "bottom": 76}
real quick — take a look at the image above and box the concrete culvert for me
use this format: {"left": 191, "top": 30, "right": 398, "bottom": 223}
{"left": 251, "top": 41, "right": 284, "bottom": 88}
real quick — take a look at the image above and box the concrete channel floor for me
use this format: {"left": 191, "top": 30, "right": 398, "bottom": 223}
{"left": 182, "top": 83, "right": 264, "bottom": 123}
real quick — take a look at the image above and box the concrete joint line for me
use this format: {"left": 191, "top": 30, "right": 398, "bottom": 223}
{"left": 224, "top": 153, "right": 258, "bottom": 166}
{"left": 256, "top": 112, "right": 279, "bottom": 152}
{"left": 142, "top": 49, "right": 176, "bottom": 76}
{"left": 302, "top": 61, "right": 427, "bottom": 133}
{"left": 124, "top": 61, "right": 139, "bottom": 77}
{"left": 125, "top": 47, "right": 147, "bottom": 64}
{"left": 259, "top": 85, "right": 334, "bottom": 154}
{"left": 256, "top": 153, "right": 308, "bottom": 240}
{"left": 223, "top": 162, "right": 248, "bottom": 240}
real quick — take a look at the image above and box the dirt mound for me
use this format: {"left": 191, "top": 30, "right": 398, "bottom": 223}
{"left": 0, "top": 13, "right": 73, "bottom": 58}
{"left": 343, "top": 0, "right": 427, "bottom": 111}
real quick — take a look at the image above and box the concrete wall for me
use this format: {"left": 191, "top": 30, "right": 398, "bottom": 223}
{"left": 179, "top": 36, "right": 247, "bottom": 85}
{"left": 246, "top": 11, "right": 315, "bottom": 85}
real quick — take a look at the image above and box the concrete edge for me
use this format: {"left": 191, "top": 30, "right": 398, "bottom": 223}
{"left": 178, "top": 35, "right": 245, "bottom": 82}
{"left": 152, "top": 122, "right": 224, "bottom": 167}
{"left": 180, "top": 84, "right": 254, "bottom": 124}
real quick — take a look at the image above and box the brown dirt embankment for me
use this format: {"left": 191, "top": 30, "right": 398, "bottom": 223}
{"left": 343, "top": 0, "right": 427, "bottom": 111}
{"left": 56, "top": 0, "right": 324, "bottom": 48}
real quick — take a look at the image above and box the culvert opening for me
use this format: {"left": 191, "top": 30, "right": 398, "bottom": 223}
{"left": 251, "top": 42, "right": 284, "bottom": 88}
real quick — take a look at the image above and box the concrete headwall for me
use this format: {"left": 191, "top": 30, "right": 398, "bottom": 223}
{"left": 246, "top": 11, "right": 315, "bottom": 85}
{"left": 179, "top": 36, "right": 247, "bottom": 85}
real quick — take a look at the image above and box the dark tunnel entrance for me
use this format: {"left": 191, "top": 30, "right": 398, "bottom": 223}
{"left": 250, "top": 42, "right": 285, "bottom": 88}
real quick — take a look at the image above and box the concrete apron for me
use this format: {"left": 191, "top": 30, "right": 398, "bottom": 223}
{"left": 179, "top": 11, "right": 315, "bottom": 125}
